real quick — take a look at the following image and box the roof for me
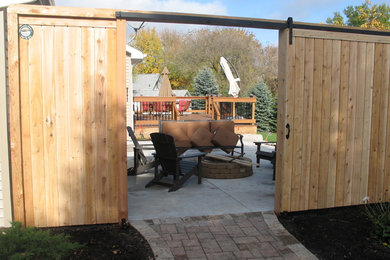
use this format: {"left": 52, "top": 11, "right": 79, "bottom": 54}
{"left": 126, "top": 45, "right": 146, "bottom": 65}
{"left": 172, "top": 90, "right": 190, "bottom": 97}
{"left": 133, "top": 74, "right": 191, "bottom": 97}
{"left": 133, "top": 74, "right": 161, "bottom": 96}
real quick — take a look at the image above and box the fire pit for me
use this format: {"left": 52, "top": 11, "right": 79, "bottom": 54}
{"left": 202, "top": 156, "right": 253, "bottom": 179}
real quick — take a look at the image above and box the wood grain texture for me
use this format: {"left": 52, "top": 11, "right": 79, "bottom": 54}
{"left": 318, "top": 39, "right": 332, "bottom": 209}
{"left": 300, "top": 38, "right": 314, "bottom": 210}
{"left": 82, "top": 27, "right": 97, "bottom": 225}
{"left": 41, "top": 26, "right": 59, "bottom": 226}
{"left": 279, "top": 34, "right": 390, "bottom": 212}
{"left": 281, "top": 29, "right": 295, "bottom": 212}
{"left": 327, "top": 40, "right": 340, "bottom": 207}
{"left": 28, "top": 25, "right": 46, "bottom": 227}
{"left": 368, "top": 43, "right": 383, "bottom": 202}
{"left": 116, "top": 19, "right": 128, "bottom": 222}
{"left": 56, "top": 27, "right": 72, "bottom": 226}
{"left": 351, "top": 42, "right": 366, "bottom": 205}
{"left": 335, "top": 41, "right": 350, "bottom": 207}
{"left": 290, "top": 37, "right": 305, "bottom": 211}
{"left": 360, "top": 43, "right": 374, "bottom": 201}
{"left": 11, "top": 14, "right": 124, "bottom": 226}
{"left": 309, "top": 38, "right": 323, "bottom": 209}
{"left": 384, "top": 44, "right": 390, "bottom": 201}
{"left": 344, "top": 41, "right": 358, "bottom": 206}
{"left": 376, "top": 44, "right": 390, "bottom": 202}
{"left": 7, "top": 11, "right": 25, "bottom": 225}
{"left": 19, "top": 26, "right": 34, "bottom": 226}
{"left": 274, "top": 29, "right": 288, "bottom": 213}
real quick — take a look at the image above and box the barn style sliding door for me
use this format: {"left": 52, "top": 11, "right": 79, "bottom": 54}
{"left": 8, "top": 6, "right": 127, "bottom": 227}
{"left": 276, "top": 29, "right": 390, "bottom": 213}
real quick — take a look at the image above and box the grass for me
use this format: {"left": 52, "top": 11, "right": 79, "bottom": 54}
{"left": 258, "top": 132, "right": 277, "bottom": 142}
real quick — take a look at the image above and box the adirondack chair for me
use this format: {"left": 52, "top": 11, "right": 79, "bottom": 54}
{"left": 127, "top": 126, "right": 156, "bottom": 176}
{"left": 146, "top": 133, "right": 205, "bottom": 192}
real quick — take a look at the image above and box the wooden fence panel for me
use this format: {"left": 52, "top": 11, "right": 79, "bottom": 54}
{"left": 8, "top": 14, "right": 126, "bottom": 226}
{"left": 276, "top": 29, "right": 390, "bottom": 212}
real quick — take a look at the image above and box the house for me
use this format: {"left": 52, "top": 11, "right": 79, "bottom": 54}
{"left": 133, "top": 73, "right": 190, "bottom": 97}
{"left": 173, "top": 89, "right": 190, "bottom": 97}
{"left": 133, "top": 73, "right": 161, "bottom": 96}
{"left": 126, "top": 45, "right": 146, "bottom": 129}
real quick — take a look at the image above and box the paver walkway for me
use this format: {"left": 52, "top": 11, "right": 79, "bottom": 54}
{"left": 131, "top": 211, "right": 317, "bottom": 260}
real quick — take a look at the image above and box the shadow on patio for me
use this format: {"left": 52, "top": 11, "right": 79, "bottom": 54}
{"left": 127, "top": 134, "right": 275, "bottom": 220}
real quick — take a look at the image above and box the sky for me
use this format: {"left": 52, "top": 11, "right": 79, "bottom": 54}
{"left": 55, "top": 0, "right": 387, "bottom": 45}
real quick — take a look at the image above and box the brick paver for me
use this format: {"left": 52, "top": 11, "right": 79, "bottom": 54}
{"left": 131, "top": 211, "right": 317, "bottom": 260}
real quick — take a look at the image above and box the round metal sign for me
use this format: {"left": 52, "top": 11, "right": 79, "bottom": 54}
{"left": 19, "top": 24, "right": 34, "bottom": 40}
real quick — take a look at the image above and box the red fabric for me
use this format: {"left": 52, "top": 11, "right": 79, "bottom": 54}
{"left": 162, "top": 102, "right": 172, "bottom": 111}
{"left": 179, "top": 100, "right": 191, "bottom": 112}
{"left": 142, "top": 102, "right": 150, "bottom": 111}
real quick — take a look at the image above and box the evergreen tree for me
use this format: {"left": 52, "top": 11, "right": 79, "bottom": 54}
{"left": 248, "top": 80, "right": 272, "bottom": 132}
{"left": 191, "top": 67, "right": 219, "bottom": 110}
{"left": 269, "top": 96, "right": 278, "bottom": 133}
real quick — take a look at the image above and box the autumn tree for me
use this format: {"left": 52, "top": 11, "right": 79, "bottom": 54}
{"left": 160, "top": 28, "right": 276, "bottom": 95}
{"left": 159, "top": 29, "right": 187, "bottom": 89}
{"left": 131, "top": 27, "right": 278, "bottom": 96}
{"left": 326, "top": 1, "right": 390, "bottom": 30}
{"left": 131, "top": 27, "right": 163, "bottom": 74}
{"left": 259, "top": 45, "right": 278, "bottom": 96}
{"left": 181, "top": 28, "right": 265, "bottom": 95}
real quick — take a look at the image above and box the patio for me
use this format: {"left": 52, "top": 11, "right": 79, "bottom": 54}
{"left": 127, "top": 134, "right": 275, "bottom": 220}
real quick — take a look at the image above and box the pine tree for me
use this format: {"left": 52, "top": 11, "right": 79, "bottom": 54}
{"left": 191, "top": 67, "right": 219, "bottom": 110}
{"left": 248, "top": 80, "right": 272, "bottom": 132}
{"left": 269, "top": 96, "right": 278, "bottom": 133}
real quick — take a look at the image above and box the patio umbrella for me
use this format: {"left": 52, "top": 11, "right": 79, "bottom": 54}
{"left": 220, "top": 57, "right": 240, "bottom": 97}
{"left": 159, "top": 67, "right": 173, "bottom": 97}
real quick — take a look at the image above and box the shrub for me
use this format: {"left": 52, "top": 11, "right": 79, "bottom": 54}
{"left": 0, "top": 222, "right": 81, "bottom": 259}
{"left": 364, "top": 202, "right": 390, "bottom": 248}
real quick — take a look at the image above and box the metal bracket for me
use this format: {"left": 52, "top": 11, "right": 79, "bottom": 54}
{"left": 287, "top": 17, "right": 293, "bottom": 45}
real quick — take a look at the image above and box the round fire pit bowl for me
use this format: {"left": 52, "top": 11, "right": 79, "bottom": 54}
{"left": 202, "top": 156, "right": 253, "bottom": 179}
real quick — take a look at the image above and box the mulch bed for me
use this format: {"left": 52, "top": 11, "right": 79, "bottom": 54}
{"left": 277, "top": 205, "right": 390, "bottom": 260}
{"left": 48, "top": 223, "right": 154, "bottom": 259}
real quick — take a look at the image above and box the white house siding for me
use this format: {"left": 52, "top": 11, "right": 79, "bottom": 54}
{"left": 0, "top": 9, "right": 12, "bottom": 227}
{"left": 126, "top": 55, "right": 134, "bottom": 133}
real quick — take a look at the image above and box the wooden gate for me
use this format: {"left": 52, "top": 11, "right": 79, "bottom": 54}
{"left": 7, "top": 6, "right": 127, "bottom": 226}
{"left": 276, "top": 29, "right": 390, "bottom": 213}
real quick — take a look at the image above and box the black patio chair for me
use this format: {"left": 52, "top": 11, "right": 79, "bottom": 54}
{"left": 254, "top": 141, "right": 276, "bottom": 180}
{"left": 146, "top": 132, "right": 205, "bottom": 192}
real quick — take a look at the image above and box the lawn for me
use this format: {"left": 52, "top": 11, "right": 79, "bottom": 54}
{"left": 258, "top": 132, "right": 277, "bottom": 142}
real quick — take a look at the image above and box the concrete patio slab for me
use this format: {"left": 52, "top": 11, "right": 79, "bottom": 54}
{"left": 127, "top": 134, "right": 276, "bottom": 220}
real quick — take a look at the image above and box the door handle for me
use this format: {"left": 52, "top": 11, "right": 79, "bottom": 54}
{"left": 286, "top": 123, "right": 290, "bottom": 139}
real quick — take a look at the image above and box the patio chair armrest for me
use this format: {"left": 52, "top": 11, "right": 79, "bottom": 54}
{"left": 178, "top": 152, "right": 206, "bottom": 159}
{"left": 140, "top": 145, "right": 155, "bottom": 150}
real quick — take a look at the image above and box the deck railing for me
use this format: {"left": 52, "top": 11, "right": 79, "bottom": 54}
{"left": 133, "top": 96, "right": 256, "bottom": 126}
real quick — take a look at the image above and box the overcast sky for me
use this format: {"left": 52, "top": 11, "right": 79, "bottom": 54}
{"left": 55, "top": 0, "right": 386, "bottom": 45}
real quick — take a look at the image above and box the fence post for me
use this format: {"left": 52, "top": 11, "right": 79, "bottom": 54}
{"left": 252, "top": 100, "right": 256, "bottom": 125}
{"left": 206, "top": 96, "right": 210, "bottom": 115}
{"left": 232, "top": 101, "right": 236, "bottom": 119}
